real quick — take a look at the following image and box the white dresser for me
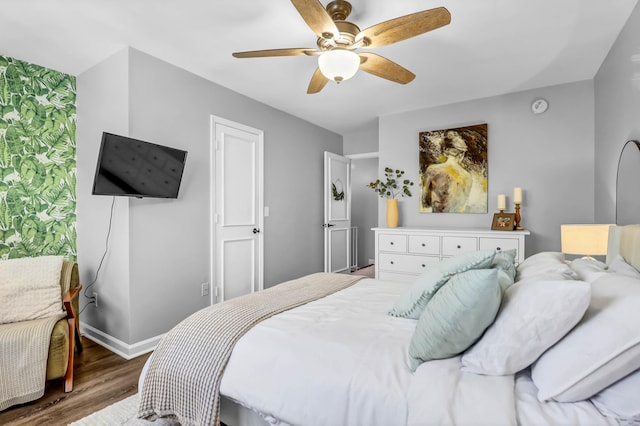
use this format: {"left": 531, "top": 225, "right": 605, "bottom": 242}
{"left": 374, "top": 227, "right": 530, "bottom": 283}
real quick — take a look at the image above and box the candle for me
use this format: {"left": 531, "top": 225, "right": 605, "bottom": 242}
{"left": 497, "top": 194, "right": 506, "bottom": 210}
{"left": 514, "top": 187, "right": 523, "bottom": 204}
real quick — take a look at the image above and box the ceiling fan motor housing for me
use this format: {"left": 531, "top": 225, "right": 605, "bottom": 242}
{"left": 317, "top": 20, "right": 361, "bottom": 50}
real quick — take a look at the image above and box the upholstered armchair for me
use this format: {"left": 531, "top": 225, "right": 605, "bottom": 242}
{"left": 0, "top": 257, "right": 82, "bottom": 411}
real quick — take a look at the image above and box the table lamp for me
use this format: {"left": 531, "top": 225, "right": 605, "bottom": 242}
{"left": 560, "top": 224, "right": 613, "bottom": 258}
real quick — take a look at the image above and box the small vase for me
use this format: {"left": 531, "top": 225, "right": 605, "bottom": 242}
{"left": 386, "top": 198, "right": 399, "bottom": 228}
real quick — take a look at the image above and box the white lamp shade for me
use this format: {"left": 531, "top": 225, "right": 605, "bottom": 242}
{"left": 561, "top": 224, "right": 613, "bottom": 257}
{"left": 318, "top": 49, "right": 360, "bottom": 82}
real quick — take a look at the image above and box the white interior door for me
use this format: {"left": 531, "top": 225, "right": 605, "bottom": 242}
{"left": 211, "top": 116, "right": 264, "bottom": 302}
{"left": 324, "top": 152, "right": 351, "bottom": 273}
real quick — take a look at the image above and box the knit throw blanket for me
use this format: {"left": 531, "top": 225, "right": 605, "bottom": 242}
{"left": 0, "top": 313, "right": 64, "bottom": 411}
{"left": 138, "top": 272, "right": 364, "bottom": 426}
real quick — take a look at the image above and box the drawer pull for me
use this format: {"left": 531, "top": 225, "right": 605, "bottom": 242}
{"left": 421, "top": 264, "right": 426, "bottom": 268}
{"left": 390, "top": 242, "right": 394, "bottom": 245}
{"left": 457, "top": 245, "right": 461, "bottom": 249}
{"left": 390, "top": 261, "right": 394, "bottom": 265}
{"left": 496, "top": 247, "right": 501, "bottom": 251}
{"left": 421, "top": 243, "right": 426, "bottom": 247}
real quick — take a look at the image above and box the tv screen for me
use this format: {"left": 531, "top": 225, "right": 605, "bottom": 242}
{"left": 92, "top": 132, "right": 187, "bottom": 199}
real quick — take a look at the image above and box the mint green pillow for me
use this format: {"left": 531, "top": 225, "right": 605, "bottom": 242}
{"left": 389, "top": 250, "right": 496, "bottom": 319}
{"left": 408, "top": 268, "right": 502, "bottom": 371}
{"left": 492, "top": 249, "right": 517, "bottom": 291}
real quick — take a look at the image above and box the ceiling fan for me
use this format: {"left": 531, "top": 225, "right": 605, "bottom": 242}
{"left": 232, "top": 0, "right": 451, "bottom": 94}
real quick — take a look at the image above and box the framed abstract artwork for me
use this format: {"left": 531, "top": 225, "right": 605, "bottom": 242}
{"left": 418, "top": 123, "right": 488, "bottom": 213}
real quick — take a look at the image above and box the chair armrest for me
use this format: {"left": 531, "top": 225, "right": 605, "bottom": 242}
{"left": 63, "top": 286, "right": 81, "bottom": 320}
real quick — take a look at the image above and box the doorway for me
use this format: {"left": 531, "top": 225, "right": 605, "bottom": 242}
{"left": 348, "top": 154, "right": 379, "bottom": 269}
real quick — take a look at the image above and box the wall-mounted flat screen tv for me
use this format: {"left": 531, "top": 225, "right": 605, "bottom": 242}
{"left": 92, "top": 132, "right": 188, "bottom": 199}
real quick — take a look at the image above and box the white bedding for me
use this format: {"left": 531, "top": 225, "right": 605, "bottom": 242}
{"left": 212, "top": 278, "right": 616, "bottom": 426}
{"left": 220, "top": 278, "right": 415, "bottom": 425}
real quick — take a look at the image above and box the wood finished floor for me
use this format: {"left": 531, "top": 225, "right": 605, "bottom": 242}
{"left": 354, "top": 264, "right": 374, "bottom": 278}
{"left": 0, "top": 338, "right": 151, "bottom": 426}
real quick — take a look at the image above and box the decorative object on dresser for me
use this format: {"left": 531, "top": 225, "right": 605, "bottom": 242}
{"left": 561, "top": 224, "right": 612, "bottom": 259}
{"left": 491, "top": 212, "right": 516, "bottom": 231}
{"left": 513, "top": 187, "right": 524, "bottom": 230}
{"left": 367, "top": 167, "right": 414, "bottom": 228}
{"left": 418, "top": 124, "right": 488, "bottom": 214}
{"left": 497, "top": 193, "right": 506, "bottom": 213}
{"left": 373, "top": 227, "right": 529, "bottom": 282}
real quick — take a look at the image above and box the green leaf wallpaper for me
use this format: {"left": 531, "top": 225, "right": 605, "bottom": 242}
{"left": 0, "top": 55, "right": 77, "bottom": 260}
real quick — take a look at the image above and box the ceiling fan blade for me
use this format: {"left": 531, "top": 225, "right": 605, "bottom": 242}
{"left": 358, "top": 53, "right": 415, "bottom": 84}
{"left": 356, "top": 7, "right": 451, "bottom": 48}
{"left": 233, "top": 48, "right": 320, "bottom": 58}
{"left": 307, "top": 68, "right": 329, "bottom": 94}
{"left": 291, "top": 0, "right": 341, "bottom": 39}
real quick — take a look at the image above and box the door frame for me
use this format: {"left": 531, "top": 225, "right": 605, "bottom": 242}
{"left": 210, "top": 115, "right": 264, "bottom": 304}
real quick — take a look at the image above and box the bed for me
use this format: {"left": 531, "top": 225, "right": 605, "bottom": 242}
{"left": 137, "top": 224, "right": 640, "bottom": 426}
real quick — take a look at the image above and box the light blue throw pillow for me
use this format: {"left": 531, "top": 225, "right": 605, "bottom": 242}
{"left": 389, "top": 250, "right": 496, "bottom": 319}
{"left": 408, "top": 268, "right": 502, "bottom": 371}
{"left": 492, "top": 249, "right": 517, "bottom": 291}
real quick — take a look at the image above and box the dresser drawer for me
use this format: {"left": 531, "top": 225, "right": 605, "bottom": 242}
{"left": 378, "top": 234, "right": 408, "bottom": 253}
{"left": 442, "top": 236, "right": 477, "bottom": 256}
{"left": 408, "top": 235, "right": 440, "bottom": 255}
{"left": 379, "top": 253, "right": 439, "bottom": 274}
{"left": 479, "top": 237, "right": 519, "bottom": 254}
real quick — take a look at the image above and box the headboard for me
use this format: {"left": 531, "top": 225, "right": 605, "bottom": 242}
{"left": 607, "top": 224, "right": 640, "bottom": 271}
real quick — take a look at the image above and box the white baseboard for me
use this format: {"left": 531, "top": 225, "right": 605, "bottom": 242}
{"left": 80, "top": 323, "right": 163, "bottom": 360}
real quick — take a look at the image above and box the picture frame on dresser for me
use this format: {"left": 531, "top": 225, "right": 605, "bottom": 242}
{"left": 491, "top": 213, "right": 516, "bottom": 231}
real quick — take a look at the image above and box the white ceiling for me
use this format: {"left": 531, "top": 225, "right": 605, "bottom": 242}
{"left": 1, "top": 0, "right": 637, "bottom": 134}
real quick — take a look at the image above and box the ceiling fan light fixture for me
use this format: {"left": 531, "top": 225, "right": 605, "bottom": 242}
{"left": 318, "top": 49, "right": 360, "bottom": 83}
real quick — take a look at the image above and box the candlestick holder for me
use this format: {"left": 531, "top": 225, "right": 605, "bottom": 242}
{"left": 514, "top": 203, "right": 523, "bottom": 230}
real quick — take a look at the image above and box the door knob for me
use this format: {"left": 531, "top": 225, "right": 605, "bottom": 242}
{"left": 323, "top": 223, "right": 335, "bottom": 228}
{"left": 252, "top": 228, "right": 260, "bottom": 234}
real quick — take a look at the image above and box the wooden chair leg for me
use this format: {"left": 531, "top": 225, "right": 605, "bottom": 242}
{"left": 63, "top": 286, "right": 80, "bottom": 392}
{"left": 64, "top": 316, "right": 75, "bottom": 392}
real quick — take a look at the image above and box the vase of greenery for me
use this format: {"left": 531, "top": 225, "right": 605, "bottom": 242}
{"left": 367, "top": 167, "right": 414, "bottom": 228}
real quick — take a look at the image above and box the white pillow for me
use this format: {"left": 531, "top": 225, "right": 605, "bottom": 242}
{"left": 569, "top": 257, "right": 608, "bottom": 283}
{"left": 591, "top": 368, "right": 640, "bottom": 421}
{"left": 461, "top": 277, "right": 591, "bottom": 375}
{"left": 516, "top": 252, "right": 577, "bottom": 281}
{"left": 531, "top": 273, "right": 640, "bottom": 402}
{"left": 0, "top": 255, "right": 64, "bottom": 324}
{"left": 608, "top": 254, "right": 640, "bottom": 279}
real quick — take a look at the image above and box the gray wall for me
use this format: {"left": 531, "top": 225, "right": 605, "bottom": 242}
{"left": 77, "top": 47, "right": 342, "bottom": 345}
{"left": 594, "top": 2, "right": 640, "bottom": 223}
{"left": 77, "top": 49, "right": 132, "bottom": 343}
{"left": 343, "top": 119, "right": 379, "bottom": 155}
{"left": 378, "top": 80, "right": 596, "bottom": 255}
